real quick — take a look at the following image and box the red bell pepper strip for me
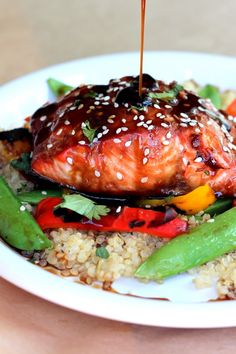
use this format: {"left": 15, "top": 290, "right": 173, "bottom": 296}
{"left": 226, "top": 99, "right": 236, "bottom": 116}
{"left": 35, "top": 197, "right": 187, "bottom": 238}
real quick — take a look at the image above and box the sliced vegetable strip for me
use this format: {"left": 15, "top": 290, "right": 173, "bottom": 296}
{"left": 135, "top": 207, "right": 236, "bottom": 280}
{"left": 17, "top": 189, "right": 62, "bottom": 204}
{"left": 35, "top": 197, "right": 187, "bottom": 238}
{"left": 226, "top": 98, "right": 236, "bottom": 116}
{"left": 0, "top": 177, "right": 52, "bottom": 250}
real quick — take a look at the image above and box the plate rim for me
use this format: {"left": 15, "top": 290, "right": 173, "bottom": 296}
{"left": 1, "top": 50, "right": 236, "bottom": 328}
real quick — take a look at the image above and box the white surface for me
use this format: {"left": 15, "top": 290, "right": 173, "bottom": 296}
{"left": 0, "top": 52, "right": 236, "bottom": 327}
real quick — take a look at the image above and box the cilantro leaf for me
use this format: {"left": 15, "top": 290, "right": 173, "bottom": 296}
{"left": 148, "top": 84, "right": 184, "bottom": 101}
{"left": 81, "top": 120, "right": 97, "bottom": 143}
{"left": 11, "top": 152, "right": 31, "bottom": 173}
{"left": 96, "top": 246, "right": 110, "bottom": 259}
{"left": 47, "top": 78, "right": 74, "bottom": 97}
{"left": 84, "top": 91, "right": 97, "bottom": 99}
{"left": 56, "top": 194, "right": 110, "bottom": 220}
{"left": 198, "top": 84, "right": 221, "bottom": 109}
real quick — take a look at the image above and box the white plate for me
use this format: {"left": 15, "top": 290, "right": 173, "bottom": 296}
{"left": 1, "top": 51, "right": 236, "bottom": 328}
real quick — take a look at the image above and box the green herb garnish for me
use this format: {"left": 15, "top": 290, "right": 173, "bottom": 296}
{"left": 82, "top": 120, "right": 97, "bottom": 143}
{"left": 47, "top": 78, "right": 73, "bottom": 97}
{"left": 130, "top": 105, "right": 145, "bottom": 111}
{"left": 96, "top": 246, "right": 110, "bottom": 259}
{"left": 148, "top": 84, "right": 184, "bottom": 101}
{"left": 56, "top": 194, "right": 110, "bottom": 220}
{"left": 84, "top": 91, "right": 97, "bottom": 99}
{"left": 198, "top": 84, "right": 221, "bottom": 109}
{"left": 11, "top": 152, "right": 31, "bottom": 173}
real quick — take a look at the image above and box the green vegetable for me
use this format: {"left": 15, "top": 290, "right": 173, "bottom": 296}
{"left": 135, "top": 207, "right": 236, "bottom": 280}
{"left": 148, "top": 84, "right": 184, "bottom": 101}
{"left": 81, "top": 120, "right": 97, "bottom": 143}
{"left": 199, "top": 84, "right": 221, "bottom": 109}
{"left": 17, "top": 190, "right": 62, "bottom": 204}
{"left": 84, "top": 91, "right": 97, "bottom": 99}
{"left": 96, "top": 246, "right": 110, "bottom": 259}
{"left": 0, "top": 177, "right": 52, "bottom": 250}
{"left": 204, "top": 198, "right": 232, "bottom": 217}
{"left": 56, "top": 194, "right": 110, "bottom": 220}
{"left": 11, "top": 152, "right": 31, "bottom": 173}
{"left": 47, "top": 78, "right": 73, "bottom": 97}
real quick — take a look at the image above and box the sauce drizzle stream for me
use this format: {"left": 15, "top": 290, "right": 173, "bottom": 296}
{"left": 139, "top": 0, "right": 147, "bottom": 97}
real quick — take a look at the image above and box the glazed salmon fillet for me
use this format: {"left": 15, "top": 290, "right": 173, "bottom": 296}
{"left": 31, "top": 75, "right": 236, "bottom": 196}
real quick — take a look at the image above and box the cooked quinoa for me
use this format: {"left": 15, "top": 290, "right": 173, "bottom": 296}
{"left": 1, "top": 161, "right": 236, "bottom": 299}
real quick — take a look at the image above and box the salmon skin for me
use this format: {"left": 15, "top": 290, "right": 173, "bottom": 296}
{"left": 31, "top": 74, "right": 236, "bottom": 197}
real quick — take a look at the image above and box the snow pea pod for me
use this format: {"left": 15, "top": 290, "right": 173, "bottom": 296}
{"left": 17, "top": 190, "right": 62, "bottom": 204}
{"left": 135, "top": 207, "right": 236, "bottom": 280}
{"left": 0, "top": 177, "right": 52, "bottom": 250}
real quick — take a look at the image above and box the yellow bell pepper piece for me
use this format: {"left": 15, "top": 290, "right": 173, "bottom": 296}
{"left": 171, "top": 185, "right": 216, "bottom": 215}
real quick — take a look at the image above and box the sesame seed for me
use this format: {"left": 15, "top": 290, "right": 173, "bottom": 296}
{"left": 93, "top": 137, "right": 98, "bottom": 143}
{"left": 40, "top": 115, "right": 47, "bottom": 121}
{"left": 180, "top": 117, "right": 190, "bottom": 123}
{"left": 143, "top": 157, "right": 148, "bottom": 165}
{"left": 116, "top": 172, "right": 123, "bottom": 180}
{"left": 194, "top": 157, "right": 203, "bottom": 163}
{"left": 97, "top": 132, "right": 103, "bottom": 139}
{"left": 207, "top": 120, "right": 212, "bottom": 125}
{"left": 107, "top": 118, "right": 114, "bottom": 124}
{"left": 109, "top": 114, "right": 116, "bottom": 119}
{"left": 160, "top": 115, "right": 166, "bottom": 119}
{"left": 207, "top": 218, "right": 215, "bottom": 223}
{"left": 161, "top": 123, "right": 169, "bottom": 128}
{"left": 114, "top": 138, "right": 121, "bottom": 143}
{"left": 125, "top": 140, "right": 132, "bottom": 147}
{"left": 78, "top": 104, "right": 84, "bottom": 109}
{"left": 69, "top": 106, "right": 76, "bottom": 111}
{"left": 133, "top": 115, "right": 138, "bottom": 121}
{"left": 223, "top": 146, "right": 230, "bottom": 152}
{"left": 198, "top": 106, "right": 205, "bottom": 112}
{"left": 154, "top": 104, "right": 161, "bottom": 109}
{"left": 64, "top": 120, "right": 70, "bottom": 125}
{"left": 198, "top": 122, "right": 204, "bottom": 128}
{"left": 78, "top": 140, "right": 86, "bottom": 145}
{"left": 116, "top": 128, "right": 122, "bottom": 134}
{"left": 113, "top": 88, "right": 119, "bottom": 92}
{"left": 46, "top": 122, "right": 52, "bottom": 127}
{"left": 116, "top": 206, "right": 122, "bottom": 213}
{"left": 156, "top": 113, "right": 162, "bottom": 118}
{"left": 180, "top": 123, "right": 188, "bottom": 127}
{"left": 102, "top": 125, "right": 107, "bottom": 130}
{"left": 189, "top": 121, "right": 197, "bottom": 126}
{"left": 41, "top": 191, "right": 47, "bottom": 195}
{"left": 47, "top": 143, "right": 53, "bottom": 149}
{"left": 182, "top": 157, "right": 188, "bottom": 166}
{"left": 166, "top": 132, "right": 172, "bottom": 139}
{"left": 180, "top": 113, "right": 189, "bottom": 118}
{"left": 94, "top": 101, "right": 100, "bottom": 105}
{"left": 121, "top": 127, "right": 128, "bottom": 131}
{"left": 148, "top": 125, "right": 154, "bottom": 131}
{"left": 94, "top": 170, "right": 101, "bottom": 177}
{"left": 146, "top": 120, "right": 152, "bottom": 124}
{"left": 137, "top": 121, "right": 144, "bottom": 127}
{"left": 86, "top": 110, "right": 91, "bottom": 114}
{"left": 20, "top": 205, "right": 26, "bottom": 212}
{"left": 122, "top": 118, "right": 127, "bottom": 123}
{"left": 139, "top": 115, "right": 145, "bottom": 121}
{"left": 143, "top": 124, "right": 149, "bottom": 129}
{"left": 141, "top": 177, "right": 148, "bottom": 183}
{"left": 67, "top": 157, "right": 73, "bottom": 165}
{"left": 103, "top": 96, "right": 110, "bottom": 101}
{"left": 124, "top": 103, "right": 129, "bottom": 108}
{"left": 144, "top": 148, "right": 150, "bottom": 156}
{"left": 89, "top": 106, "right": 95, "bottom": 110}
{"left": 103, "top": 129, "right": 109, "bottom": 135}
{"left": 195, "top": 128, "right": 201, "bottom": 133}
{"left": 71, "top": 129, "right": 76, "bottom": 135}
{"left": 162, "top": 140, "right": 169, "bottom": 146}
{"left": 165, "top": 105, "right": 172, "bottom": 109}
{"left": 114, "top": 102, "right": 119, "bottom": 108}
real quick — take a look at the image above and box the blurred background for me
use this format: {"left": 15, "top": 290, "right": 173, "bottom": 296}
{"left": 0, "top": 0, "right": 235, "bottom": 84}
